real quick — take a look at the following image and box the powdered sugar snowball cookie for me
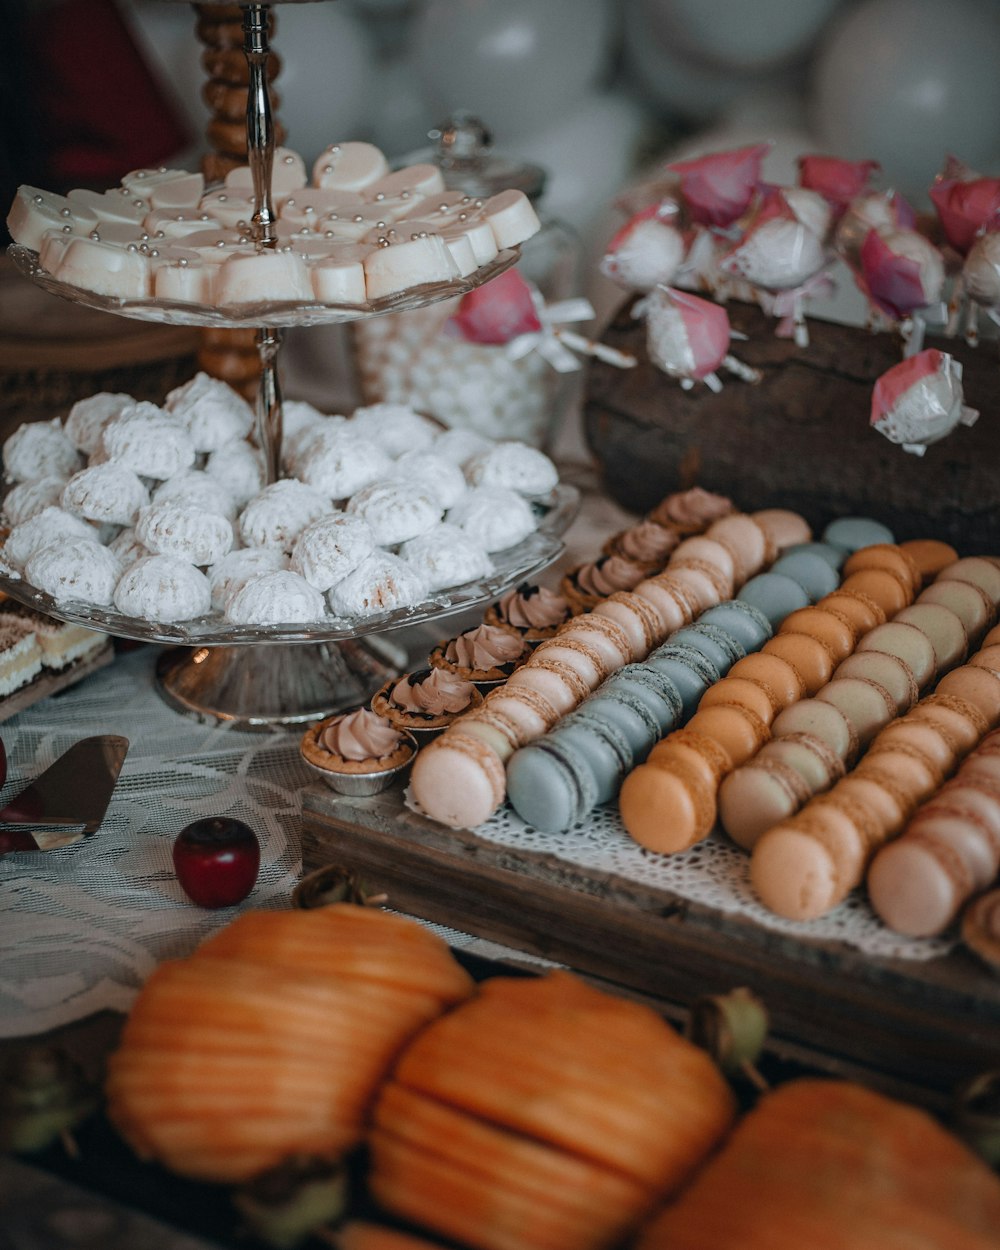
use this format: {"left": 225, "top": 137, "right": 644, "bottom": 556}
{"left": 24, "top": 537, "right": 120, "bottom": 606}
{"left": 346, "top": 479, "right": 442, "bottom": 546}
{"left": 392, "top": 449, "right": 467, "bottom": 510}
{"left": 209, "top": 546, "right": 288, "bottom": 611}
{"left": 3, "top": 418, "right": 82, "bottom": 483}
{"left": 399, "top": 522, "right": 493, "bottom": 591}
{"left": 163, "top": 371, "right": 254, "bottom": 452}
{"left": 114, "top": 554, "right": 211, "bottom": 622}
{"left": 60, "top": 461, "right": 149, "bottom": 526}
{"left": 99, "top": 401, "right": 196, "bottom": 479}
{"left": 63, "top": 392, "right": 133, "bottom": 455}
{"left": 446, "top": 486, "right": 536, "bottom": 553}
{"left": 224, "top": 569, "right": 327, "bottom": 625}
{"left": 238, "top": 478, "right": 331, "bottom": 551}
{"left": 3, "top": 477, "right": 67, "bottom": 527}
{"left": 205, "top": 438, "right": 265, "bottom": 508}
{"left": 296, "top": 426, "right": 392, "bottom": 499}
{"left": 464, "top": 441, "right": 559, "bottom": 497}
{"left": 279, "top": 401, "right": 334, "bottom": 473}
{"left": 348, "top": 403, "right": 438, "bottom": 458}
{"left": 135, "top": 501, "right": 235, "bottom": 566}
{"left": 152, "top": 469, "right": 237, "bottom": 521}
{"left": 289, "top": 513, "right": 375, "bottom": 591}
{"left": 2, "top": 506, "right": 98, "bottom": 573}
{"left": 433, "top": 427, "right": 494, "bottom": 466}
{"left": 328, "top": 551, "right": 428, "bottom": 618}
{"left": 108, "top": 527, "right": 150, "bottom": 574}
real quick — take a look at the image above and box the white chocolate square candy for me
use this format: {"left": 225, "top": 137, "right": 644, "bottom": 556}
{"left": 225, "top": 147, "right": 307, "bottom": 198}
{"left": 174, "top": 228, "right": 254, "bottom": 263}
{"left": 215, "top": 248, "right": 313, "bottom": 305}
{"left": 67, "top": 187, "right": 149, "bottom": 225}
{"left": 7, "top": 186, "right": 98, "bottom": 251}
{"left": 312, "top": 141, "right": 389, "bottom": 191}
{"left": 401, "top": 215, "right": 497, "bottom": 268}
{"left": 198, "top": 189, "right": 257, "bottom": 229}
{"left": 143, "top": 207, "right": 221, "bottom": 240}
{"left": 368, "top": 222, "right": 477, "bottom": 277}
{"left": 278, "top": 187, "right": 364, "bottom": 231}
{"left": 480, "top": 189, "right": 541, "bottom": 249}
{"left": 313, "top": 206, "right": 397, "bottom": 243}
{"left": 54, "top": 235, "right": 151, "bottom": 298}
{"left": 151, "top": 250, "right": 216, "bottom": 303}
{"left": 121, "top": 168, "right": 204, "bottom": 209}
{"left": 85, "top": 221, "right": 150, "bottom": 248}
{"left": 363, "top": 233, "right": 459, "bottom": 299}
{"left": 308, "top": 245, "right": 369, "bottom": 304}
{"left": 363, "top": 163, "right": 446, "bottom": 202}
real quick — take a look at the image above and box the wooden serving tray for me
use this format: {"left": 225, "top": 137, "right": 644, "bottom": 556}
{"left": 302, "top": 781, "right": 1000, "bottom": 1108}
{"left": 0, "top": 641, "right": 115, "bottom": 723}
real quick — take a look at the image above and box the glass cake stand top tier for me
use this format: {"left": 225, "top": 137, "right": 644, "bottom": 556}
{"left": 7, "top": 245, "right": 521, "bottom": 330}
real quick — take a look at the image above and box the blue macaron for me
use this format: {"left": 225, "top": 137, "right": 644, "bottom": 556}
{"left": 551, "top": 711, "right": 634, "bottom": 806}
{"left": 698, "top": 600, "right": 773, "bottom": 653}
{"left": 578, "top": 687, "right": 662, "bottom": 760}
{"left": 770, "top": 550, "right": 841, "bottom": 603}
{"left": 783, "top": 540, "right": 848, "bottom": 571}
{"left": 644, "top": 643, "right": 722, "bottom": 716}
{"left": 602, "top": 664, "right": 684, "bottom": 734}
{"left": 506, "top": 736, "right": 599, "bottom": 832}
{"left": 821, "top": 516, "right": 895, "bottom": 552}
{"left": 669, "top": 622, "right": 746, "bottom": 677}
{"left": 737, "top": 572, "right": 811, "bottom": 630}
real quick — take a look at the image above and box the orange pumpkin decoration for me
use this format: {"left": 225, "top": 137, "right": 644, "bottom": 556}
{"left": 105, "top": 905, "right": 474, "bottom": 1183}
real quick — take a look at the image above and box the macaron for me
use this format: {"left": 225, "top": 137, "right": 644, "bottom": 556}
{"left": 815, "top": 677, "right": 896, "bottom": 747}
{"left": 750, "top": 804, "right": 865, "bottom": 920}
{"left": 757, "top": 732, "right": 845, "bottom": 793}
{"left": 779, "top": 605, "right": 858, "bottom": 664}
{"left": 506, "top": 737, "right": 598, "bottom": 833}
{"left": 505, "top": 658, "right": 591, "bottom": 717}
{"left": 858, "top": 741, "right": 945, "bottom": 807}
{"left": 603, "top": 664, "right": 685, "bottom": 734}
{"left": 770, "top": 550, "right": 841, "bottom": 602}
{"left": 855, "top": 621, "right": 937, "bottom": 690}
{"left": 556, "top": 614, "right": 634, "bottom": 671}
{"left": 618, "top": 758, "right": 716, "bottom": 854}
{"left": 968, "top": 644, "right": 1000, "bottom": 678}
{"left": 483, "top": 684, "right": 561, "bottom": 744}
{"left": 935, "top": 665, "right": 1000, "bottom": 727}
{"left": 834, "top": 651, "right": 918, "bottom": 715}
{"left": 906, "top": 692, "right": 988, "bottom": 755}
{"left": 981, "top": 623, "right": 1000, "bottom": 650}
{"left": 914, "top": 792, "right": 1000, "bottom": 884}
{"left": 409, "top": 729, "right": 507, "bottom": 828}
{"left": 670, "top": 535, "right": 740, "bottom": 586}
{"left": 632, "top": 576, "right": 696, "bottom": 637}
{"left": 452, "top": 709, "right": 520, "bottom": 762}
{"left": 899, "top": 538, "right": 959, "bottom": 586}
{"left": 645, "top": 643, "right": 722, "bottom": 717}
{"left": 698, "top": 599, "right": 773, "bottom": 653}
{"left": 647, "top": 727, "right": 732, "bottom": 792}
{"left": 697, "top": 675, "right": 780, "bottom": 726}
{"left": 707, "top": 513, "right": 772, "bottom": 579}
{"left": 817, "top": 589, "right": 886, "bottom": 636}
{"left": 591, "top": 591, "right": 663, "bottom": 659}
{"left": 751, "top": 508, "right": 812, "bottom": 553}
{"left": 727, "top": 652, "right": 806, "bottom": 710}
{"left": 669, "top": 622, "right": 746, "bottom": 676}
{"left": 579, "top": 688, "right": 662, "bottom": 759}
{"left": 833, "top": 772, "right": 910, "bottom": 840}
{"left": 737, "top": 572, "right": 811, "bottom": 631}
{"left": 718, "top": 756, "right": 813, "bottom": 850}
{"left": 531, "top": 637, "right": 609, "bottom": 689}
{"left": 892, "top": 603, "right": 968, "bottom": 675}
{"left": 918, "top": 578, "right": 995, "bottom": 646}
{"left": 932, "top": 781, "right": 1000, "bottom": 857}
{"left": 869, "top": 715, "right": 958, "bottom": 779}
{"left": 937, "top": 556, "right": 1000, "bottom": 606}
{"left": 553, "top": 711, "right": 634, "bottom": 805}
{"left": 667, "top": 559, "right": 732, "bottom": 610}
{"left": 839, "top": 568, "right": 912, "bottom": 616}
{"left": 771, "top": 697, "right": 859, "bottom": 764}
{"left": 645, "top": 572, "right": 705, "bottom": 622}
{"left": 867, "top": 827, "right": 978, "bottom": 937}
{"left": 821, "top": 516, "right": 895, "bottom": 552}
{"left": 783, "top": 541, "right": 847, "bottom": 571}
{"left": 685, "top": 702, "right": 771, "bottom": 769}
{"left": 841, "top": 543, "right": 921, "bottom": 596}
{"left": 762, "top": 632, "right": 836, "bottom": 696}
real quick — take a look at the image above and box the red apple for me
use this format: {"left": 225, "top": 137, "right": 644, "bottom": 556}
{"left": 173, "top": 817, "right": 260, "bottom": 909}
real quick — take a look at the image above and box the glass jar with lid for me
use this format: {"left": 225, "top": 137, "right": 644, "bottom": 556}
{"left": 352, "top": 113, "right": 584, "bottom": 449}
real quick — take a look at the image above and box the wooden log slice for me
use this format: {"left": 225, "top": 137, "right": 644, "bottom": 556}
{"left": 583, "top": 299, "right": 1000, "bottom": 554}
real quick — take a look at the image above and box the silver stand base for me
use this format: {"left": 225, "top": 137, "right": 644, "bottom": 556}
{"left": 154, "top": 638, "right": 408, "bottom": 731}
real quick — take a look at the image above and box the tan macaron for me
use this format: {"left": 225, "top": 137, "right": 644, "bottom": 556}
{"left": 685, "top": 703, "right": 771, "bottom": 770}
{"left": 762, "top": 632, "right": 836, "bottom": 697}
{"left": 815, "top": 677, "right": 897, "bottom": 748}
{"left": 839, "top": 567, "right": 913, "bottom": 616}
{"left": 778, "top": 605, "right": 858, "bottom": 663}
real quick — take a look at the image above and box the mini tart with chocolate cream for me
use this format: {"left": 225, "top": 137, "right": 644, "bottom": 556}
{"left": 301, "top": 706, "right": 416, "bottom": 784}
{"left": 560, "top": 553, "right": 648, "bottom": 614}
{"left": 429, "top": 622, "right": 529, "bottom": 686}
{"left": 483, "top": 580, "right": 571, "bottom": 643}
{"left": 371, "top": 666, "right": 483, "bottom": 734}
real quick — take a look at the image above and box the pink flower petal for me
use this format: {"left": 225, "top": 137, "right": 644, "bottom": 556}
{"left": 798, "top": 154, "right": 880, "bottom": 217}
{"left": 666, "top": 143, "right": 770, "bottom": 228}
{"left": 446, "top": 268, "right": 542, "bottom": 345}
{"left": 859, "top": 229, "right": 942, "bottom": 319}
{"left": 672, "top": 288, "right": 731, "bottom": 378}
{"left": 929, "top": 175, "right": 1000, "bottom": 254}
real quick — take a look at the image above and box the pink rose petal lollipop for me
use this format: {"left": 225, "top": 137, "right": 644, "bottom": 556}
{"left": 835, "top": 189, "right": 916, "bottom": 273}
{"left": 798, "top": 154, "right": 880, "bottom": 219}
{"left": 645, "top": 286, "right": 760, "bottom": 392}
{"left": 929, "top": 160, "right": 1000, "bottom": 256}
{"left": 445, "top": 268, "right": 541, "bottom": 345}
{"left": 949, "top": 228, "right": 1000, "bottom": 344}
{"left": 600, "top": 201, "right": 687, "bottom": 293}
{"left": 858, "top": 227, "right": 946, "bottom": 352}
{"left": 871, "top": 348, "right": 978, "bottom": 456}
{"left": 665, "top": 143, "right": 770, "bottom": 229}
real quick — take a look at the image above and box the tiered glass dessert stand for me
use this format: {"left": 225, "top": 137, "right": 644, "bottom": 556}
{"left": 4, "top": 1, "right": 578, "bottom": 728}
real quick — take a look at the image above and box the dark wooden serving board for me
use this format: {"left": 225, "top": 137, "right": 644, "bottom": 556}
{"left": 583, "top": 299, "right": 1000, "bottom": 553}
{"left": 302, "top": 781, "right": 1000, "bottom": 1109}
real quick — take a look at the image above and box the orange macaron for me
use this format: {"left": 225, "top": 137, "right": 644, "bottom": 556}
{"left": 899, "top": 538, "right": 959, "bottom": 586}
{"left": 762, "top": 633, "right": 837, "bottom": 697}
{"left": 685, "top": 702, "right": 771, "bottom": 769}
{"left": 618, "top": 758, "right": 716, "bottom": 854}
{"left": 727, "top": 652, "right": 806, "bottom": 710}
{"left": 842, "top": 543, "right": 921, "bottom": 596}
{"left": 778, "top": 605, "right": 858, "bottom": 664}
{"left": 696, "top": 675, "right": 781, "bottom": 726}
{"left": 818, "top": 589, "right": 887, "bottom": 637}
{"left": 839, "top": 568, "right": 913, "bottom": 617}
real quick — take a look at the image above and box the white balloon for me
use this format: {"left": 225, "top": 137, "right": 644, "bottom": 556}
{"left": 412, "top": 0, "right": 614, "bottom": 143}
{"left": 368, "top": 56, "right": 435, "bottom": 159}
{"left": 270, "top": 4, "right": 376, "bottom": 165}
{"left": 622, "top": 0, "right": 770, "bottom": 122}
{"left": 811, "top": 0, "right": 1000, "bottom": 203}
{"left": 639, "top": 0, "right": 842, "bottom": 72}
